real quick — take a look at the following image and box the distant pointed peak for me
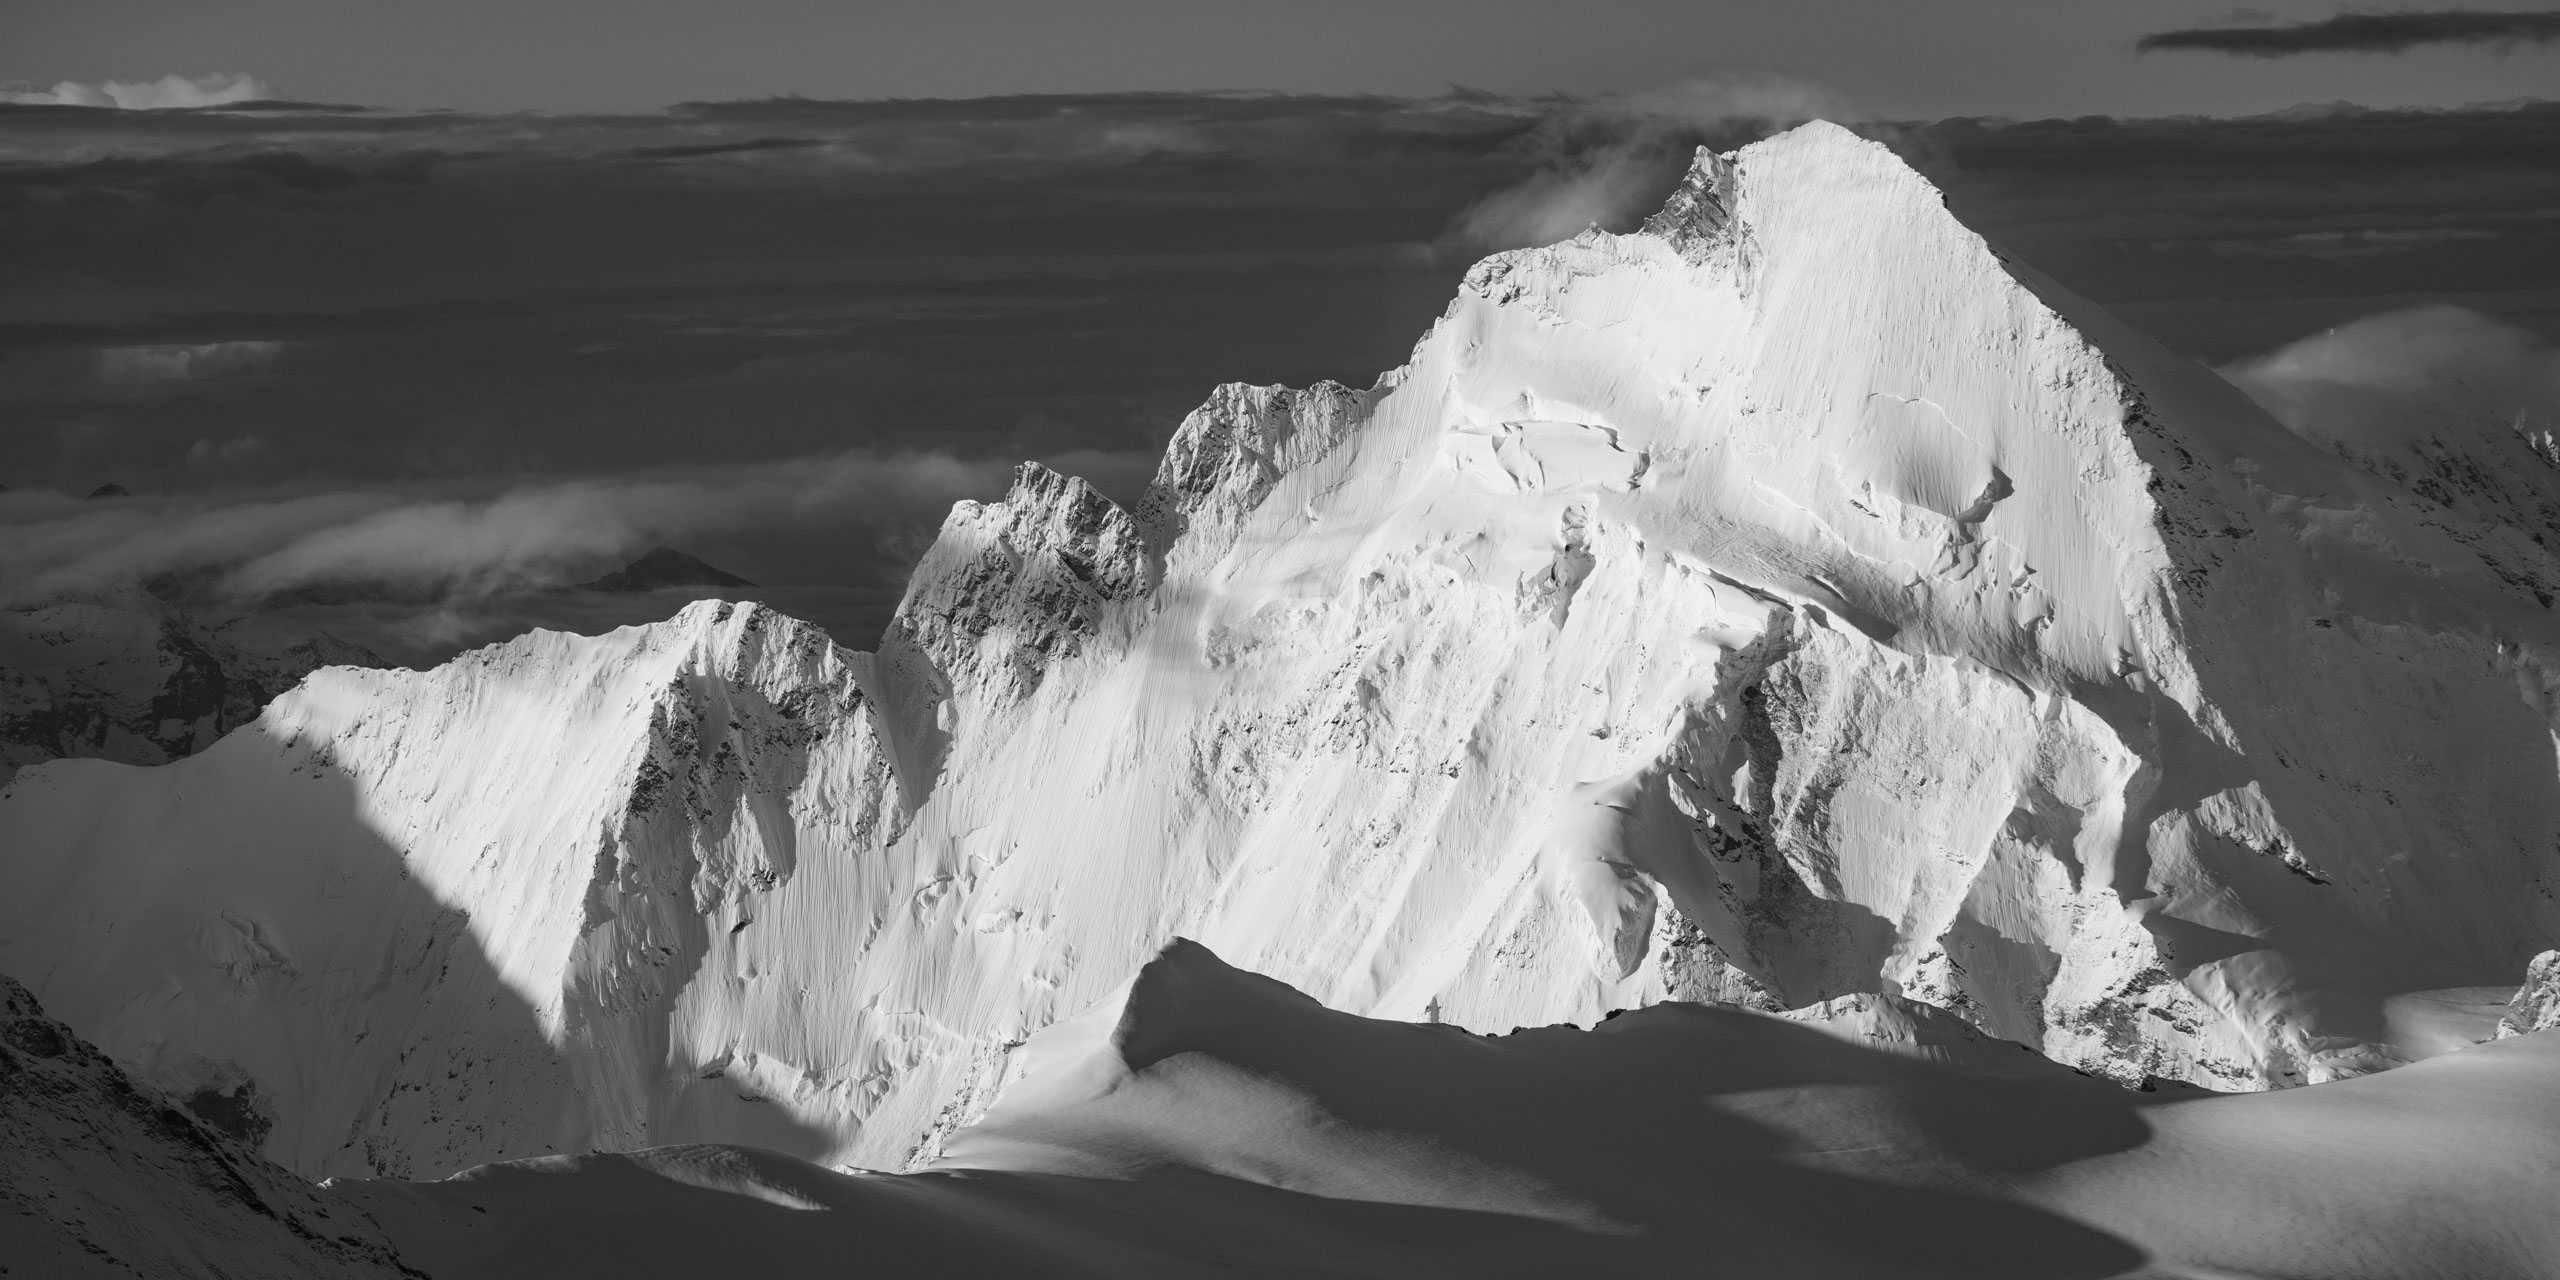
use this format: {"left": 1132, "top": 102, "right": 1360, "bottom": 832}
{"left": 86, "top": 482, "right": 131, "bottom": 500}
{"left": 580, "top": 546, "right": 754, "bottom": 593}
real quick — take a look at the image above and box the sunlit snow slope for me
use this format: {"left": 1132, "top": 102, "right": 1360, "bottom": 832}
{"left": 5, "top": 121, "right": 2558, "bottom": 1178}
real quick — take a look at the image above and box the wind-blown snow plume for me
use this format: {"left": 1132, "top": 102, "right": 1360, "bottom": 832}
{"left": 1, "top": 73, "right": 273, "bottom": 110}
{"left": 1448, "top": 73, "right": 1856, "bottom": 252}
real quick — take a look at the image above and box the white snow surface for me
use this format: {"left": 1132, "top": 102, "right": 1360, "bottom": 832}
{"left": 5, "top": 121, "right": 2560, "bottom": 1178}
{"left": 342, "top": 941, "right": 2560, "bottom": 1280}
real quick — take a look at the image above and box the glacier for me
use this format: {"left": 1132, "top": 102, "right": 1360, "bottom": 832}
{"left": 3, "top": 120, "right": 2557, "bottom": 1180}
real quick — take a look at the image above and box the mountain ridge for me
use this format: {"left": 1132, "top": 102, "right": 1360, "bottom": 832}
{"left": 5, "top": 120, "right": 2557, "bottom": 1181}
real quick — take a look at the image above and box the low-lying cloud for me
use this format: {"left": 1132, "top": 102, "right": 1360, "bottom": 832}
{"left": 2220, "top": 305, "right": 2560, "bottom": 454}
{"left": 2137, "top": 10, "right": 2560, "bottom": 57}
{"left": 0, "top": 448, "right": 1152, "bottom": 610}
{"left": 1, "top": 72, "right": 273, "bottom": 110}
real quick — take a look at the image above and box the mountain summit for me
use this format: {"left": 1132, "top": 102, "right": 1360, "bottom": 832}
{"left": 5, "top": 121, "right": 2556, "bottom": 1180}
{"left": 579, "top": 546, "right": 756, "bottom": 593}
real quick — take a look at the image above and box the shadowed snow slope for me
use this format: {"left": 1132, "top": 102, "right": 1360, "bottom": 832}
{"left": 0, "top": 975, "right": 414, "bottom": 1278}
{"left": 336, "top": 941, "right": 2560, "bottom": 1280}
{"left": 6, "top": 121, "right": 2560, "bottom": 1178}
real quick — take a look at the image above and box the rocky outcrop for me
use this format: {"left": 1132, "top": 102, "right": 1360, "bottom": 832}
{"left": 2498, "top": 951, "right": 2560, "bottom": 1039}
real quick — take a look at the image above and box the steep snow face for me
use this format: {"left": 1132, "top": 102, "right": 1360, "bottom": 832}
{"left": 6, "top": 122, "right": 2559, "bottom": 1178}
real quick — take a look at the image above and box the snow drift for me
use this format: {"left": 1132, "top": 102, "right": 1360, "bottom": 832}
{"left": 5, "top": 121, "right": 2559, "bottom": 1180}
{"left": 342, "top": 940, "right": 2560, "bottom": 1279}
{"left": 13, "top": 944, "right": 2559, "bottom": 1278}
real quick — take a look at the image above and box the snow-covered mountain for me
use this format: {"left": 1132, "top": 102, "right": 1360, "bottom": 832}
{"left": 5, "top": 120, "right": 2558, "bottom": 1181}
{"left": 576, "top": 546, "right": 756, "bottom": 594}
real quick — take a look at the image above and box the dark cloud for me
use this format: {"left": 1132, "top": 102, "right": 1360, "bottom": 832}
{"left": 2137, "top": 10, "right": 2560, "bottom": 57}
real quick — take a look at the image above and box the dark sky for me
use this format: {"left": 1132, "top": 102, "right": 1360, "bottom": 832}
{"left": 5, "top": 8, "right": 2560, "bottom": 662}
{"left": 10, "top": 0, "right": 2560, "bottom": 116}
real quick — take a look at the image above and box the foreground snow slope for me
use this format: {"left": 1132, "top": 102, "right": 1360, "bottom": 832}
{"left": 13, "top": 943, "right": 2552, "bottom": 1279}
{"left": 0, "top": 975, "right": 413, "bottom": 1279}
{"left": 6, "top": 121, "right": 2559, "bottom": 1177}
{"left": 341, "top": 941, "right": 2560, "bottom": 1280}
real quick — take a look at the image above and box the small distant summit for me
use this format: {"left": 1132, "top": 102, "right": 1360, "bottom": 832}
{"left": 86, "top": 483, "right": 130, "bottom": 499}
{"left": 580, "top": 546, "right": 755, "bottom": 593}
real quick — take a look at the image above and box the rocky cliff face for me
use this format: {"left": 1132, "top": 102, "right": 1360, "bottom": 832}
{"left": 2500, "top": 952, "right": 2560, "bottom": 1039}
{"left": 4, "top": 121, "right": 2556, "bottom": 1180}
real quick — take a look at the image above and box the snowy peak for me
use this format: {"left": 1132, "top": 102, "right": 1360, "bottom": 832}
{"left": 1137, "top": 381, "right": 1368, "bottom": 559}
{"left": 1638, "top": 139, "right": 1742, "bottom": 259}
{"left": 874, "top": 461, "right": 1156, "bottom": 798}
{"left": 7, "top": 121, "right": 2560, "bottom": 1184}
{"left": 0, "top": 599, "right": 894, "bottom": 1177}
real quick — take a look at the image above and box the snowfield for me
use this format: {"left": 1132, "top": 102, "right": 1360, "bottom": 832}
{"left": 3, "top": 121, "right": 2558, "bottom": 1192}
{"left": 16, "top": 942, "right": 2557, "bottom": 1278}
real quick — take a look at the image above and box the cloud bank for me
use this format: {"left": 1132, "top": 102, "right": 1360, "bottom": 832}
{"left": 0, "top": 73, "right": 273, "bottom": 110}
{"left": 0, "top": 449, "right": 1101, "bottom": 609}
{"left": 2137, "top": 10, "right": 2560, "bottom": 57}
{"left": 2221, "top": 304, "right": 2560, "bottom": 456}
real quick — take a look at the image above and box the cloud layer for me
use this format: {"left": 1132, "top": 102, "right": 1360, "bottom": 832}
{"left": 0, "top": 73, "right": 273, "bottom": 110}
{"left": 0, "top": 449, "right": 1108, "bottom": 610}
{"left": 6, "top": 88, "right": 2557, "bottom": 666}
{"left": 2220, "top": 304, "right": 2560, "bottom": 452}
{"left": 2138, "top": 10, "right": 2560, "bottom": 57}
